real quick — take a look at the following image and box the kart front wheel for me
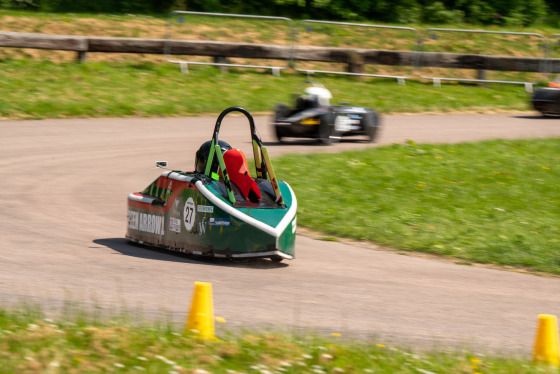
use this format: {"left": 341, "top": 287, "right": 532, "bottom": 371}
{"left": 274, "top": 126, "right": 285, "bottom": 143}
{"left": 270, "top": 255, "right": 283, "bottom": 263}
{"left": 539, "top": 109, "right": 560, "bottom": 117}
{"left": 274, "top": 103, "right": 290, "bottom": 121}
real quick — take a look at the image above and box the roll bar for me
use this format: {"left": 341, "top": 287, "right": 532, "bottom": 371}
{"left": 204, "top": 107, "right": 284, "bottom": 205}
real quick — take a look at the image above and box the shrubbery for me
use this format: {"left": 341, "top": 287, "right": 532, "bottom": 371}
{"left": 271, "top": 0, "right": 551, "bottom": 26}
{"left": 0, "top": 0, "right": 174, "bottom": 13}
{"left": 0, "top": 0, "right": 556, "bottom": 27}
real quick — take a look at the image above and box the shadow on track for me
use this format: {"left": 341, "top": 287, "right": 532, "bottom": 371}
{"left": 513, "top": 115, "right": 559, "bottom": 120}
{"left": 93, "top": 238, "right": 289, "bottom": 270}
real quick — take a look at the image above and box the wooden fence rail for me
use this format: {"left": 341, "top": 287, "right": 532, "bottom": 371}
{"left": 1, "top": 31, "right": 559, "bottom": 73}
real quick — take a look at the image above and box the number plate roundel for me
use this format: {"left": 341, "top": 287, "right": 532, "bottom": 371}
{"left": 183, "top": 197, "right": 196, "bottom": 231}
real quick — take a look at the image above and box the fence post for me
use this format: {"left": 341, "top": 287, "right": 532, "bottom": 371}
{"left": 213, "top": 56, "right": 229, "bottom": 73}
{"left": 420, "top": 28, "right": 546, "bottom": 90}
{"left": 477, "top": 69, "right": 486, "bottom": 85}
{"left": 77, "top": 51, "right": 87, "bottom": 63}
{"left": 295, "top": 20, "right": 417, "bottom": 83}
{"left": 347, "top": 52, "right": 364, "bottom": 74}
{"left": 166, "top": 11, "right": 293, "bottom": 75}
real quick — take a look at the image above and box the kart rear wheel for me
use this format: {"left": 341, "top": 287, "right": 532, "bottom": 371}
{"left": 318, "top": 125, "right": 339, "bottom": 145}
{"left": 365, "top": 111, "right": 381, "bottom": 142}
{"left": 270, "top": 255, "right": 283, "bottom": 263}
{"left": 318, "top": 114, "right": 341, "bottom": 145}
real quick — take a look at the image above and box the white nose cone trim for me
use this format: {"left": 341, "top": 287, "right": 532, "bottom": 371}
{"left": 195, "top": 180, "right": 297, "bottom": 239}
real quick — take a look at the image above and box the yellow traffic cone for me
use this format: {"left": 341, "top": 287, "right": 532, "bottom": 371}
{"left": 185, "top": 282, "right": 215, "bottom": 339}
{"left": 533, "top": 314, "right": 560, "bottom": 366}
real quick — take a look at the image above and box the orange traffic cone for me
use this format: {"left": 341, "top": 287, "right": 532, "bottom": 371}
{"left": 185, "top": 282, "right": 215, "bottom": 339}
{"left": 533, "top": 314, "right": 560, "bottom": 366}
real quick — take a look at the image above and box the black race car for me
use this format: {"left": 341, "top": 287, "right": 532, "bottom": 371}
{"left": 272, "top": 83, "right": 381, "bottom": 144}
{"left": 531, "top": 80, "right": 560, "bottom": 117}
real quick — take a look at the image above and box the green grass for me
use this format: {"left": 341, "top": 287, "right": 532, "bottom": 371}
{"left": 275, "top": 139, "right": 560, "bottom": 274}
{"left": 0, "top": 9, "right": 556, "bottom": 116}
{"left": 0, "top": 9, "right": 552, "bottom": 119}
{"left": 0, "top": 307, "right": 553, "bottom": 374}
{"left": 0, "top": 59, "right": 533, "bottom": 120}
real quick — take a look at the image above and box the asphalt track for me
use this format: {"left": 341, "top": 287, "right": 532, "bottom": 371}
{"left": 1, "top": 112, "right": 560, "bottom": 355}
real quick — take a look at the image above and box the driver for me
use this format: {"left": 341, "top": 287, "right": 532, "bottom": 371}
{"left": 194, "top": 140, "right": 232, "bottom": 174}
{"left": 194, "top": 140, "right": 261, "bottom": 203}
{"left": 304, "top": 86, "right": 332, "bottom": 106}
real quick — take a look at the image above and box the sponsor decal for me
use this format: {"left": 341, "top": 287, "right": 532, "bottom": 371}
{"left": 171, "top": 199, "right": 181, "bottom": 216}
{"left": 169, "top": 217, "right": 181, "bottom": 233}
{"left": 198, "top": 217, "right": 207, "bottom": 235}
{"left": 183, "top": 197, "right": 195, "bottom": 231}
{"left": 209, "top": 217, "right": 231, "bottom": 227}
{"left": 300, "top": 118, "right": 321, "bottom": 126}
{"left": 128, "top": 210, "right": 165, "bottom": 235}
{"left": 128, "top": 210, "right": 138, "bottom": 229}
{"left": 334, "top": 115, "right": 361, "bottom": 132}
{"left": 197, "top": 205, "right": 214, "bottom": 213}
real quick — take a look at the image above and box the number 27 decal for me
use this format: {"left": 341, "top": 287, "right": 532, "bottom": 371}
{"left": 183, "top": 197, "right": 196, "bottom": 231}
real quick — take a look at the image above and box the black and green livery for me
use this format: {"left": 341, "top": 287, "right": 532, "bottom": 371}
{"left": 126, "top": 107, "right": 297, "bottom": 262}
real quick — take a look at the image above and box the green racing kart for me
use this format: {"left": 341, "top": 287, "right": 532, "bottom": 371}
{"left": 126, "top": 107, "right": 297, "bottom": 262}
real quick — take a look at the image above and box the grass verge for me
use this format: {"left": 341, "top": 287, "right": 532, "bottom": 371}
{"left": 0, "top": 306, "right": 551, "bottom": 374}
{"left": 275, "top": 138, "right": 560, "bottom": 275}
{"left": 0, "top": 59, "right": 533, "bottom": 120}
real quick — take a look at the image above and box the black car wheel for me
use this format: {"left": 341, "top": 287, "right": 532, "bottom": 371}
{"left": 274, "top": 103, "right": 291, "bottom": 143}
{"left": 364, "top": 111, "right": 381, "bottom": 142}
{"left": 274, "top": 126, "right": 285, "bottom": 143}
{"left": 542, "top": 111, "right": 560, "bottom": 118}
{"left": 274, "top": 103, "right": 290, "bottom": 121}
{"left": 531, "top": 88, "right": 560, "bottom": 117}
{"left": 318, "top": 113, "right": 341, "bottom": 145}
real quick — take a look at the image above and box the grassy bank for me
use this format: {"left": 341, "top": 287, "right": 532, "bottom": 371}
{"left": 0, "top": 307, "right": 550, "bottom": 374}
{"left": 275, "top": 138, "right": 560, "bottom": 275}
{"left": 0, "top": 9, "right": 551, "bottom": 119}
{"left": 0, "top": 59, "right": 532, "bottom": 120}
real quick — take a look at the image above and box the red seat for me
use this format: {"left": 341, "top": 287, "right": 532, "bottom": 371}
{"left": 223, "top": 149, "right": 261, "bottom": 202}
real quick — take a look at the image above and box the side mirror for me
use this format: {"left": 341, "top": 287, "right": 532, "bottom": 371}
{"left": 155, "top": 161, "right": 168, "bottom": 168}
